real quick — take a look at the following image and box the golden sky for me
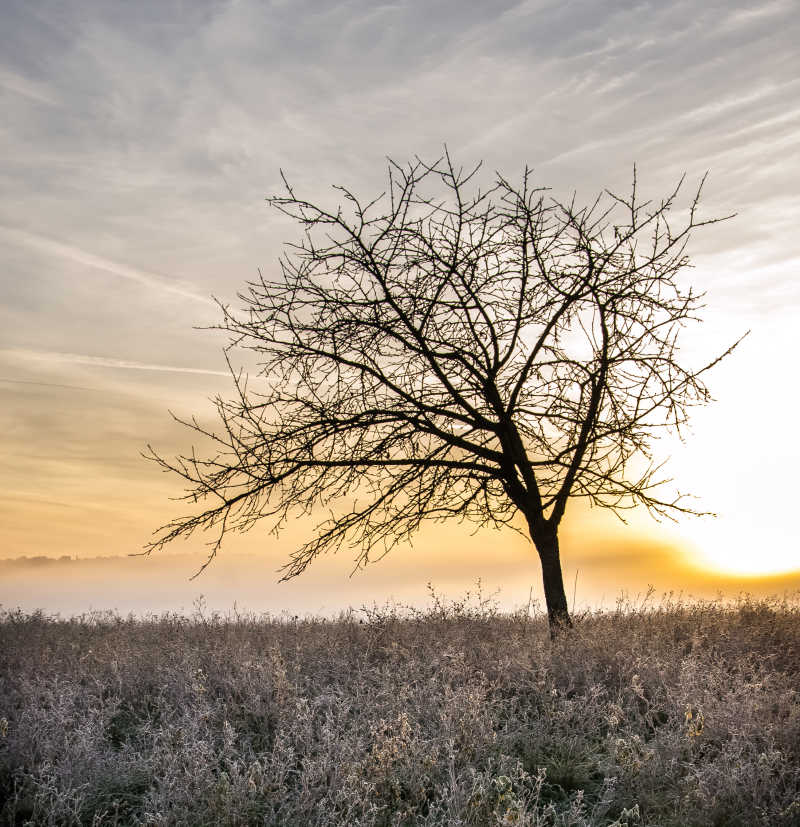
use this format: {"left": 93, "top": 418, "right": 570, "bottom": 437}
{"left": 1, "top": 0, "right": 799, "bottom": 615}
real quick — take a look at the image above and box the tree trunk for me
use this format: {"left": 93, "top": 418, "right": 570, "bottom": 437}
{"left": 531, "top": 523, "right": 572, "bottom": 634}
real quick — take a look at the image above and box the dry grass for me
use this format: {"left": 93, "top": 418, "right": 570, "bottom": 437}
{"left": 1, "top": 589, "right": 798, "bottom": 825}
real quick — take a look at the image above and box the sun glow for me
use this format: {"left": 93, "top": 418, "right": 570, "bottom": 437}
{"left": 664, "top": 319, "right": 800, "bottom": 579}
{"left": 684, "top": 519, "right": 800, "bottom": 577}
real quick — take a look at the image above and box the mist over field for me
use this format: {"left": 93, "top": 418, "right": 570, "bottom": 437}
{"left": 2, "top": 552, "right": 799, "bottom": 621}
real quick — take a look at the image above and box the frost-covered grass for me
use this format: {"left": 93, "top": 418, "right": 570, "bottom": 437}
{"left": 1, "top": 590, "right": 798, "bottom": 825}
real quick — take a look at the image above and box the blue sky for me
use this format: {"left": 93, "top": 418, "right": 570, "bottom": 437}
{"left": 1, "top": 0, "right": 799, "bottom": 612}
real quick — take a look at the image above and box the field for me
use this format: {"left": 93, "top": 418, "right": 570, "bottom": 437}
{"left": 1, "top": 591, "right": 798, "bottom": 826}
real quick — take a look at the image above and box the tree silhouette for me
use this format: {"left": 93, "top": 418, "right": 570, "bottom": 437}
{"left": 146, "top": 152, "right": 741, "bottom": 630}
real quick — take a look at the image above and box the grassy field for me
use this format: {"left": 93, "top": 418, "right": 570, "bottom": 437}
{"left": 1, "top": 591, "right": 798, "bottom": 826}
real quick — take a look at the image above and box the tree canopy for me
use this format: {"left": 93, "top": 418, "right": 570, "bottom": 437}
{"left": 146, "top": 152, "right": 740, "bottom": 628}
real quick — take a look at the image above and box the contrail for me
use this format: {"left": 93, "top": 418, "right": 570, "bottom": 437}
{"left": 0, "top": 68, "right": 58, "bottom": 106}
{"left": 2, "top": 350, "right": 230, "bottom": 377}
{"left": 0, "top": 225, "right": 216, "bottom": 306}
{"left": 0, "top": 377, "right": 100, "bottom": 392}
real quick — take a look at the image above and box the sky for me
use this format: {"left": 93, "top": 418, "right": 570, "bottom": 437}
{"left": 1, "top": 0, "right": 799, "bottom": 617}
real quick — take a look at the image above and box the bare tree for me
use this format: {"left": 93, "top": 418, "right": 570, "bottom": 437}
{"left": 146, "top": 152, "right": 741, "bottom": 630}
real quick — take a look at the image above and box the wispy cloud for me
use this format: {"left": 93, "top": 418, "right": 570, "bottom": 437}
{"left": 722, "top": 0, "right": 789, "bottom": 29}
{"left": 0, "top": 226, "right": 215, "bottom": 306}
{"left": 2, "top": 349, "right": 229, "bottom": 377}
